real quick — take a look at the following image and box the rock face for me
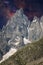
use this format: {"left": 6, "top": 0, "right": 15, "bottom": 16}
{"left": 28, "top": 16, "right": 42, "bottom": 41}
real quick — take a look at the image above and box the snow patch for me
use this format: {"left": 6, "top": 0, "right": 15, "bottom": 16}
{"left": 24, "top": 38, "right": 31, "bottom": 44}
{"left": 0, "top": 48, "right": 17, "bottom": 63}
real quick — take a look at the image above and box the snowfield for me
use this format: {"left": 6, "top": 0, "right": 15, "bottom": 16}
{"left": 0, "top": 48, "right": 17, "bottom": 63}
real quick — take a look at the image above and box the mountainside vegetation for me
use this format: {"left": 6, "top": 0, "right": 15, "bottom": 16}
{"left": 0, "top": 38, "right": 43, "bottom": 65}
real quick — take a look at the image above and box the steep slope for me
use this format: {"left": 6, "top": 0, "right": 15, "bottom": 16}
{"left": 0, "top": 38, "right": 43, "bottom": 65}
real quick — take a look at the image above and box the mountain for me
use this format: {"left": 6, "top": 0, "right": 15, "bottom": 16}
{"left": 0, "top": 8, "right": 30, "bottom": 60}
{"left": 0, "top": 8, "right": 43, "bottom": 61}
{"left": 2, "top": 8, "right": 30, "bottom": 48}
{"left": 5, "top": 8, "right": 29, "bottom": 39}
{"left": 3, "top": 8, "right": 43, "bottom": 45}
{"left": 0, "top": 38, "right": 43, "bottom": 65}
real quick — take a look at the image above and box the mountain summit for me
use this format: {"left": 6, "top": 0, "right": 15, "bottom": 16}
{"left": 3, "top": 8, "right": 30, "bottom": 47}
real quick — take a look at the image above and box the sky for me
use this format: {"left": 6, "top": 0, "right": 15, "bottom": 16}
{"left": 0, "top": 0, "right": 43, "bottom": 29}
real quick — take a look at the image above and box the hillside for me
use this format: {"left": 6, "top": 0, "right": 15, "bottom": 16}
{"left": 0, "top": 38, "right": 43, "bottom": 65}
